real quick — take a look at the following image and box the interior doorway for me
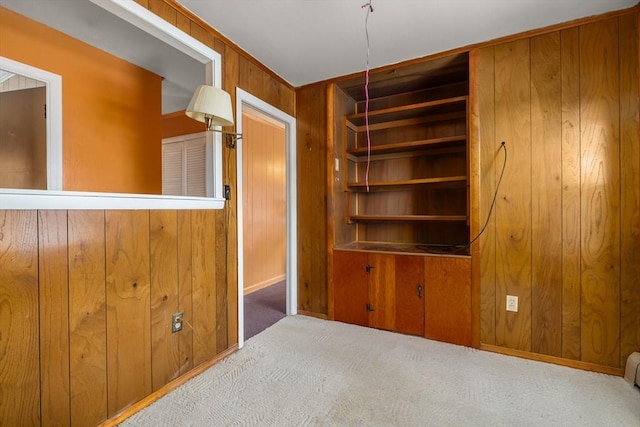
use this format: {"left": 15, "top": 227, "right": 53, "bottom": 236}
{"left": 236, "top": 88, "right": 297, "bottom": 347}
{"left": 242, "top": 108, "right": 286, "bottom": 339}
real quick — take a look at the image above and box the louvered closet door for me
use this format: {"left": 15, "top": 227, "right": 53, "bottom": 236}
{"left": 184, "top": 138, "right": 206, "bottom": 196}
{"left": 162, "top": 134, "right": 206, "bottom": 196}
{"left": 162, "top": 142, "right": 183, "bottom": 195}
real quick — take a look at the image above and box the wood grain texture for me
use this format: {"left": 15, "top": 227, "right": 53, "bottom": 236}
{"left": 0, "top": 211, "right": 40, "bottom": 426}
{"left": 223, "top": 42, "right": 240, "bottom": 349}
{"left": 475, "top": 46, "right": 497, "bottom": 346}
{"left": 150, "top": 210, "right": 180, "bottom": 391}
{"left": 242, "top": 111, "right": 287, "bottom": 290}
{"left": 394, "top": 255, "right": 425, "bottom": 336}
{"left": 38, "top": 210, "right": 70, "bottom": 426}
{"left": 106, "top": 210, "right": 152, "bottom": 415}
{"left": 494, "top": 39, "right": 532, "bottom": 352}
{"left": 579, "top": 18, "right": 621, "bottom": 367}
{"left": 530, "top": 32, "right": 563, "bottom": 357}
{"left": 191, "top": 210, "right": 217, "bottom": 366}
{"left": 368, "top": 253, "right": 396, "bottom": 331}
{"left": 68, "top": 210, "right": 108, "bottom": 426}
{"left": 296, "top": 84, "right": 328, "bottom": 315}
{"left": 332, "top": 250, "right": 368, "bottom": 327}
{"left": 560, "top": 27, "right": 582, "bottom": 361}
{"left": 618, "top": 12, "right": 640, "bottom": 368}
{"left": 425, "top": 256, "right": 472, "bottom": 346}
{"left": 177, "top": 211, "right": 194, "bottom": 375}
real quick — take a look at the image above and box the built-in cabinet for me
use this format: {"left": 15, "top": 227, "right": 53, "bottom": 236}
{"left": 329, "top": 53, "right": 473, "bottom": 347}
{"left": 333, "top": 250, "right": 471, "bottom": 346}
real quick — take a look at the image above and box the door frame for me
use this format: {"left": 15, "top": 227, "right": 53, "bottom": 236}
{"left": 236, "top": 88, "right": 297, "bottom": 348}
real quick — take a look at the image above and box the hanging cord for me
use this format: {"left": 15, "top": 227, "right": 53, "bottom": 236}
{"left": 362, "top": 2, "right": 374, "bottom": 192}
{"left": 417, "top": 141, "right": 507, "bottom": 255}
{"left": 466, "top": 141, "right": 507, "bottom": 247}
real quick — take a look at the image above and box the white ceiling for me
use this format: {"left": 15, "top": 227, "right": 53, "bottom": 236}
{"left": 177, "top": 0, "right": 637, "bottom": 87}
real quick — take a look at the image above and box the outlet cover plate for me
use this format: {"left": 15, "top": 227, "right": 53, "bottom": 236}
{"left": 506, "top": 295, "right": 518, "bottom": 312}
{"left": 172, "top": 311, "right": 183, "bottom": 333}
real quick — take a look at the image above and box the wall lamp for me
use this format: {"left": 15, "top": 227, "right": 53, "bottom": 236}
{"left": 185, "top": 85, "right": 242, "bottom": 148}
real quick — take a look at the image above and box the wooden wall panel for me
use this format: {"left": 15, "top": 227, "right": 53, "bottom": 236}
{"left": 560, "top": 27, "right": 582, "bottom": 361}
{"left": 38, "top": 211, "right": 70, "bottom": 426}
{"left": 0, "top": 211, "right": 40, "bottom": 425}
{"left": 530, "top": 33, "right": 562, "bottom": 357}
{"left": 475, "top": 12, "right": 639, "bottom": 370}
{"left": 68, "top": 211, "right": 107, "bottom": 426}
{"left": 476, "top": 46, "right": 497, "bottom": 345}
{"left": 150, "top": 210, "right": 181, "bottom": 390}
{"left": 177, "top": 211, "right": 194, "bottom": 375}
{"left": 296, "top": 84, "right": 328, "bottom": 314}
{"left": 618, "top": 12, "right": 640, "bottom": 369}
{"left": 242, "top": 111, "right": 287, "bottom": 292}
{"left": 579, "top": 18, "right": 621, "bottom": 368}
{"left": 105, "top": 211, "right": 152, "bottom": 415}
{"left": 493, "top": 39, "right": 532, "bottom": 352}
{"left": 191, "top": 211, "right": 217, "bottom": 366}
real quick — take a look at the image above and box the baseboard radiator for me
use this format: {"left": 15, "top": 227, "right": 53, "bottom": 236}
{"left": 624, "top": 352, "right": 640, "bottom": 389}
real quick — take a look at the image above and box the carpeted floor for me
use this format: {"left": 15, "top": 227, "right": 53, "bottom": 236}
{"left": 244, "top": 280, "right": 286, "bottom": 340}
{"left": 121, "top": 316, "right": 640, "bottom": 427}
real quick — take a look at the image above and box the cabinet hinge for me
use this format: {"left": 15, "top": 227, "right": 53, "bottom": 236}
{"left": 366, "top": 303, "right": 375, "bottom": 312}
{"left": 365, "top": 264, "right": 375, "bottom": 273}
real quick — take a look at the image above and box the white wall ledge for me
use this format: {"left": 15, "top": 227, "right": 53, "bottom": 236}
{"left": 0, "top": 189, "right": 225, "bottom": 210}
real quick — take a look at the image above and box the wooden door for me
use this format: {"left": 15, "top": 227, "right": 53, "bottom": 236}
{"left": 425, "top": 256, "right": 472, "bottom": 346}
{"left": 395, "top": 255, "right": 425, "bottom": 336}
{"left": 333, "top": 250, "right": 368, "bottom": 326}
{"left": 367, "top": 253, "right": 396, "bottom": 331}
{"left": 0, "top": 87, "right": 46, "bottom": 189}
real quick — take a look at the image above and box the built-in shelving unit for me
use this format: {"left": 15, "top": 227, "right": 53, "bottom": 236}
{"left": 332, "top": 52, "right": 470, "bottom": 252}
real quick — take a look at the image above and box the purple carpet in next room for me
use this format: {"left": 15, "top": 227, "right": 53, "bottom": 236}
{"left": 244, "top": 280, "right": 286, "bottom": 340}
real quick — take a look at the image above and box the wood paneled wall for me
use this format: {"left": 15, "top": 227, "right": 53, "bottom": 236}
{"left": 474, "top": 13, "right": 639, "bottom": 369}
{"left": 242, "top": 111, "right": 287, "bottom": 293}
{"left": 296, "top": 84, "right": 328, "bottom": 314}
{"left": 137, "top": 0, "right": 296, "bottom": 328}
{"left": 0, "top": 209, "right": 230, "bottom": 425}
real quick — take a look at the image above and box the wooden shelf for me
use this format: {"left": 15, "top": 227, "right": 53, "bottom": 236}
{"left": 346, "top": 96, "right": 467, "bottom": 128}
{"left": 335, "top": 241, "right": 471, "bottom": 257}
{"left": 347, "top": 175, "right": 467, "bottom": 191}
{"left": 347, "top": 135, "right": 466, "bottom": 156}
{"left": 349, "top": 214, "right": 468, "bottom": 222}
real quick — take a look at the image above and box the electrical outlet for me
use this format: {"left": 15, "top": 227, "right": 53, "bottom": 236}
{"left": 506, "top": 295, "right": 518, "bottom": 312}
{"left": 172, "top": 311, "right": 183, "bottom": 333}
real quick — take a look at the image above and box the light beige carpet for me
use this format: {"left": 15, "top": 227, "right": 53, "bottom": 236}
{"left": 122, "top": 315, "right": 640, "bottom": 426}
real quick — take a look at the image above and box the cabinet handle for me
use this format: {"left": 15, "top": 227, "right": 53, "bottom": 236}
{"left": 417, "top": 285, "right": 423, "bottom": 298}
{"left": 366, "top": 303, "right": 375, "bottom": 312}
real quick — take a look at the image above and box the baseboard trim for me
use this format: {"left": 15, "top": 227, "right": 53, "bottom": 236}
{"left": 99, "top": 344, "right": 239, "bottom": 426}
{"left": 244, "top": 275, "right": 286, "bottom": 295}
{"left": 298, "top": 310, "right": 328, "bottom": 320}
{"left": 480, "top": 343, "right": 625, "bottom": 376}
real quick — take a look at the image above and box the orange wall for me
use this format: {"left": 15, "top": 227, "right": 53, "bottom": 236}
{"left": 162, "top": 110, "right": 205, "bottom": 139}
{"left": 0, "top": 7, "right": 163, "bottom": 194}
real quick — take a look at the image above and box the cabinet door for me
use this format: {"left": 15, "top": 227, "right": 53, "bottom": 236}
{"left": 367, "top": 253, "right": 396, "bottom": 331}
{"left": 395, "top": 255, "right": 425, "bottom": 336}
{"left": 333, "top": 251, "right": 369, "bottom": 326}
{"left": 425, "top": 256, "right": 471, "bottom": 346}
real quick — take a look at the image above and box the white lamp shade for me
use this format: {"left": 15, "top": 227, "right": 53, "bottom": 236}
{"left": 185, "top": 85, "right": 234, "bottom": 127}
